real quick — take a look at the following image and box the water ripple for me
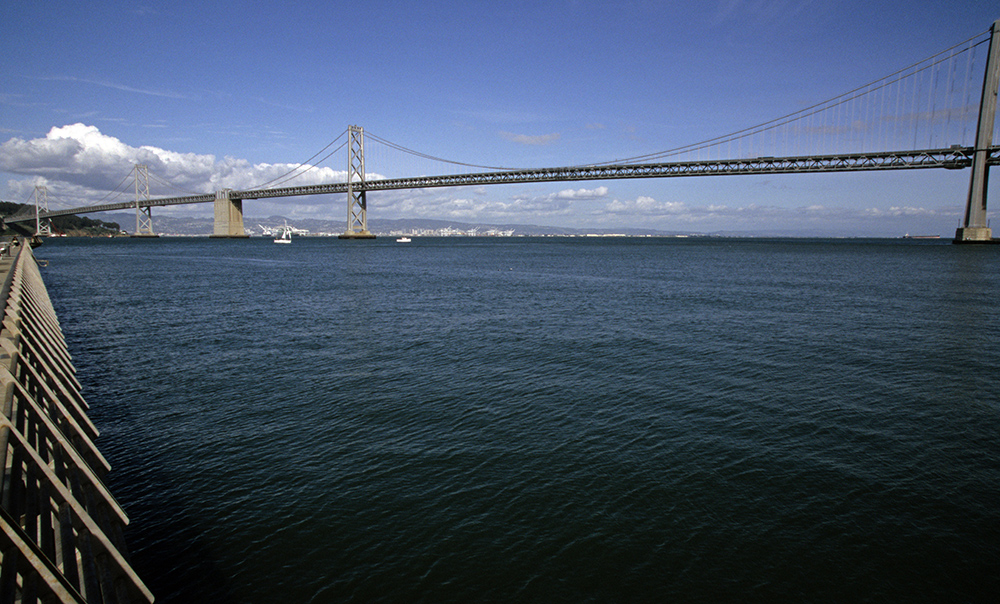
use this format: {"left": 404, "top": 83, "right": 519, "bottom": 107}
{"left": 33, "top": 237, "right": 1000, "bottom": 603}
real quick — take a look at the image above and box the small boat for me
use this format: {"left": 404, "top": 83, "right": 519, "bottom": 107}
{"left": 396, "top": 237, "right": 411, "bottom": 243}
{"left": 274, "top": 226, "right": 292, "bottom": 244}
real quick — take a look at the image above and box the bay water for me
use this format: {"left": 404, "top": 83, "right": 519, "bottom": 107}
{"left": 34, "top": 237, "right": 1000, "bottom": 603}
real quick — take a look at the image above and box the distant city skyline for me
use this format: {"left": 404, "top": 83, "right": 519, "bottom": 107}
{"left": 2, "top": 1, "right": 998, "bottom": 237}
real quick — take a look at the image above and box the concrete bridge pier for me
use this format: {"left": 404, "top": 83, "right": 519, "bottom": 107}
{"left": 955, "top": 19, "right": 1000, "bottom": 244}
{"left": 211, "top": 189, "right": 249, "bottom": 238}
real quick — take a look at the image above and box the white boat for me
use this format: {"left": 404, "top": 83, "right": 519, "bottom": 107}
{"left": 396, "top": 237, "right": 411, "bottom": 243}
{"left": 274, "top": 225, "right": 292, "bottom": 244}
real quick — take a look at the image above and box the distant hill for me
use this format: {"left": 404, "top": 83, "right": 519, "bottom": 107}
{"left": 0, "top": 202, "right": 122, "bottom": 236}
{"left": 4, "top": 206, "right": 837, "bottom": 239}
{"left": 91, "top": 212, "right": 700, "bottom": 237}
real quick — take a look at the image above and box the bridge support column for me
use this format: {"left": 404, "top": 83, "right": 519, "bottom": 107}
{"left": 955, "top": 19, "right": 1000, "bottom": 244}
{"left": 33, "top": 186, "right": 52, "bottom": 238}
{"left": 339, "top": 125, "right": 375, "bottom": 239}
{"left": 130, "top": 164, "right": 159, "bottom": 238}
{"left": 211, "top": 189, "right": 249, "bottom": 238}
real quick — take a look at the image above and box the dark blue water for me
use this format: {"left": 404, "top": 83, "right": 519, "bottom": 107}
{"left": 34, "top": 237, "right": 1000, "bottom": 603}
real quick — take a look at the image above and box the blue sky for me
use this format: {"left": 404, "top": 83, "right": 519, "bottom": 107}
{"left": 2, "top": 0, "right": 998, "bottom": 235}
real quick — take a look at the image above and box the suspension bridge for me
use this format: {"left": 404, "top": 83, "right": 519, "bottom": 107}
{"left": 6, "top": 19, "right": 1000, "bottom": 243}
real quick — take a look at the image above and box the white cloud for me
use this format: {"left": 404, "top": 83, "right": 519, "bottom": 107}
{"left": 372, "top": 184, "right": 611, "bottom": 222}
{"left": 0, "top": 124, "right": 353, "bottom": 209}
{"left": 863, "top": 206, "right": 939, "bottom": 217}
{"left": 376, "top": 185, "right": 589, "bottom": 221}
{"left": 554, "top": 186, "right": 608, "bottom": 200}
{"left": 605, "top": 195, "right": 687, "bottom": 216}
{"left": 597, "top": 194, "right": 956, "bottom": 232}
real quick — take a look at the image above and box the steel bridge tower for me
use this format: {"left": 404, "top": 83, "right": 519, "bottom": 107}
{"left": 131, "top": 164, "right": 158, "bottom": 237}
{"left": 339, "top": 125, "right": 376, "bottom": 239}
{"left": 955, "top": 19, "right": 1000, "bottom": 243}
{"left": 33, "top": 185, "right": 51, "bottom": 237}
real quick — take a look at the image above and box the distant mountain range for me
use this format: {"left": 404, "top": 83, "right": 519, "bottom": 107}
{"left": 6, "top": 208, "right": 877, "bottom": 238}
{"left": 96, "top": 212, "right": 706, "bottom": 237}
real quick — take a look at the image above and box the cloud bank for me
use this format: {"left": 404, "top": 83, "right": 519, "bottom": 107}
{"left": 0, "top": 124, "right": 349, "bottom": 207}
{"left": 375, "top": 186, "right": 611, "bottom": 221}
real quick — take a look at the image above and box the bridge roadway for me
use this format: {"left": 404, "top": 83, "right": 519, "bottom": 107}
{"left": 15, "top": 146, "right": 1000, "bottom": 222}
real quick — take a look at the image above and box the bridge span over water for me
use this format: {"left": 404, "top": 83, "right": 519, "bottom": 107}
{"left": 7, "top": 19, "right": 1000, "bottom": 243}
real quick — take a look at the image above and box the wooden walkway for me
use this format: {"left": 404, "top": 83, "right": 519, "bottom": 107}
{"left": 0, "top": 240, "right": 153, "bottom": 603}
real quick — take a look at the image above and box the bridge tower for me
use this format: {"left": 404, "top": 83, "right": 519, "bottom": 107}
{"left": 339, "top": 125, "right": 376, "bottom": 239}
{"left": 33, "top": 185, "right": 52, "bottom": 237}
{"left": 955, "top": 19, "right": 1000, "bottom": 244}
{"left": 131, "top": 164, "right": 158, "bottom": 238}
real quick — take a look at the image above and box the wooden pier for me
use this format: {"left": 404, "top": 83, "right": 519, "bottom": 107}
{"left": 0, "top": 240, "right": 153, "bottom": 603}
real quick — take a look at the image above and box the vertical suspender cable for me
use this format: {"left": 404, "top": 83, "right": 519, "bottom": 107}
{"left": 962, "top": 44, "right": 976, "bottom": 144}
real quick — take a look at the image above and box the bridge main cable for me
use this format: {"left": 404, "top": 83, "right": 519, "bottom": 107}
{"left": 21, "top": 146, "right": 1000, "bottom": 223}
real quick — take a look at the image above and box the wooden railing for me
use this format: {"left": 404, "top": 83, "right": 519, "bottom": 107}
{"left": 0, "top": 240, "right": 153, "bottom": 603}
